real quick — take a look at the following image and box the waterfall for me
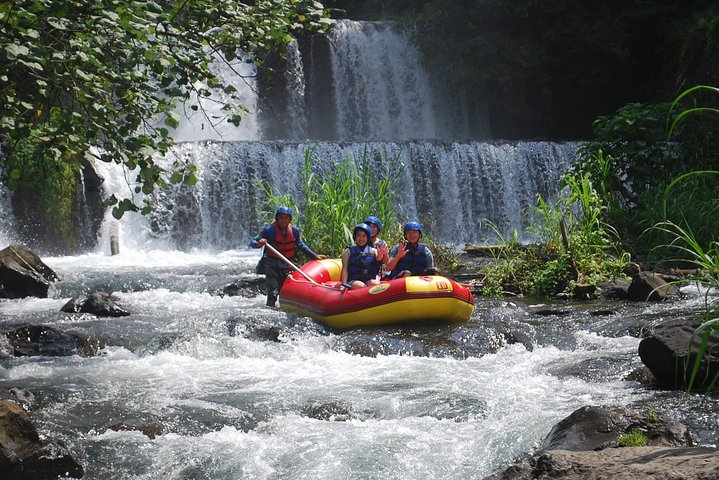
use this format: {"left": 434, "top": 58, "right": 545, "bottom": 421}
{"left": 165, "top": 20, "right": 485, "bottom": 143}
{"left": 306, "top": 20, "right": 485, "bottom": 141}
{"left": 167, "top": 52, "right": 260, "bottom": 142}
{"left": 0, "top": 182, "right": 17, "bottom": 247}
{"left": 3, "top": 19, "right": 575, "bottom": 253}
{"left": 95, "top": 140, "right": 577, "bottom": 252}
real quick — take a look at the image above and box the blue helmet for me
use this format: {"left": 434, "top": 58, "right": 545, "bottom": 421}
{"left": 275, "top": 206, "right": 292, "bottom": 219}
{"left": 353, "top": 223, "right": 372, "bottom": 241}
{"left": 363, "top": 216, "right": 382, "bottom": 232}
{"left": 403, "top": 221, "right": 423, "bottom": 235}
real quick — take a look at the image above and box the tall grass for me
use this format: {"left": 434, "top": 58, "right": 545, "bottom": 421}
{"left": 480, "top": 165, "right": 631, "bottom": 298}
{"left": 652, "top": 84, "right": 719, "bottom": 393}
{"left": 261, "top": 145, "right": 404, "bottom": 257}
{"left": 651, "top": 171, "right": 719, "bottom": 393}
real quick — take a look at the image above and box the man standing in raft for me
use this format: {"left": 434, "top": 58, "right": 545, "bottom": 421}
{"left": 386, "top": 221, "right": 436, "bottom": 279}
{"left": 249, "top": 206, "right": 326, "bottom": 307}
{"left": 341, "top": 223, "right": 382, "bottom": 289}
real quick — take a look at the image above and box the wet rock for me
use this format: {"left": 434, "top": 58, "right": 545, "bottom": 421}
{"left": 531, "top": 309, "right": 571, "bottom": 316}
{"left": 2, "top": 325, "right": 98, "bottom": 357}
{"left": 486, "top": 446, "right": 719, "bottom": 480}
{"left": 0, "top": 245, "right": 58, "bottom": 299}
{"left": 61, "top": 291, "right": 131, "bottom": 317}
{"left": 627, "top": 272, "right": 680, "bottom": 301}
{"left": 226, "top": 318, "right": 282, "bottom": 342}
{"left": 623, "top": 366, "right": 655, "bottom": 385}
{"left": 597, "top": 278, "right": 631, "bottom": 300}
{"left": 0, "top": 400, "right": 85, "bottom": 479}
{"left": 542, "top": 405, "right": 691, "bottom": 451}
{"left": 302, "top": 400, "right": 357, "bottom": 421}
{"left": 485, "top": 405, "right": 713, "bottom": 480}
{"left": 0, "top": 389, "right": 37, "bottom": 410}
{"left": 638, "top": 321, "right": 719, "bottom": 391}
{"left": 109, "top": 423, "right": 164, "bottom": 439}
{"left": 216, "top": 277, "right": 266, "bottom": 297}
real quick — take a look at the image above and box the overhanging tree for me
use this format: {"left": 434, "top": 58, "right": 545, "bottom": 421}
{"left": 0, "top": 0, "right": 330, "bottom": 218}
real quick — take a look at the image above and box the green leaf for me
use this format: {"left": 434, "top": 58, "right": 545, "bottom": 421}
{"left": 184, "top": 172, "right": 198, "bottom": 186}
{"left": 164, "top": 111, "right": 180, "bottom": 128}
{"left": 5, "top": 43, "right": 29, "bottom": 60}
{"left": 47, "top": 17, "right": 67, "bottom": 30}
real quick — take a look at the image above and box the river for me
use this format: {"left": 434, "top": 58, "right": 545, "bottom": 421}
{"left": 1, "top": 249, "right": 717, "bottom": 479}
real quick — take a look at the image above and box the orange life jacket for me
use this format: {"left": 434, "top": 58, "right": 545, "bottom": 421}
{"left": 267, "top": 222, "right": 296, "bottom": 260}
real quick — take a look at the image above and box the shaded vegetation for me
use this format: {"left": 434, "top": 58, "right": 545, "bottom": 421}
{"left": 332, "top": 0, "right": 719, "bottom": 140}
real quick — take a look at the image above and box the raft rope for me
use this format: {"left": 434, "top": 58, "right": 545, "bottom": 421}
{"left": 8, "top": 245, "right": 45, "bottom": 279}
{"left": 286, "top": 276, "right": 343, "bottom": 291}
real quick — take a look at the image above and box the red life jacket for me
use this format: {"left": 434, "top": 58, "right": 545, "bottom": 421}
{"left": 267, "top": 222, "right": 296, "bottom": 259}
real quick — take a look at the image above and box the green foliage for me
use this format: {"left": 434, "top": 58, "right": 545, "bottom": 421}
{"left": 480, "top": 168, "right": 631, "bottom": 298}
{"left": 618, "top": 429, "right": 648, "bottom": 447}
{"left": 576, "top": 103, "right": 678, "bottom": 205}
{"left": 408, "top": 1, "right": 708, "bottom": 139}
{"left": 260, "top": 146, "right": 403, "bottom": 257}
{"left": 574, "top": 86, "right": 719, "bottom": 253}
{"left": 0, "top": 0, "right": 330, "bottom": 218}
{"left": 531, "top": 252, "right": 574, "bottom": 297}
{"left": 6, "top": 132, "right": 78, "bottom": 250}
{"left": 647, "top": 85, "right": 719, "bottom": 393}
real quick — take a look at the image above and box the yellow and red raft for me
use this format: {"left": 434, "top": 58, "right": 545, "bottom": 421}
{"left": 279, "top": 259, "right": 475, "bottom": 329}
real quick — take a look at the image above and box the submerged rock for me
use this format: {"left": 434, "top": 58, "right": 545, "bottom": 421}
{"left": 216, "top": 277, "right": 266, "bottom": 297}
{"left": 2, "top": 325, "right": 98, "bottom": 357}
{"left": 61, "top": 291, "right": 131, "bottom": 317}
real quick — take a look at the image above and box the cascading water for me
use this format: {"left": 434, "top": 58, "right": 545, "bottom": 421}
{"left": 166, "top": 52, "right": 260, "bottom": 142}
{"left": 106, "top": 140, "right": 577, "bottom": 252}
{"left": 323, "top": 21, "right": 481, "bottom": 141}
{"left": 0, "top": 182, "right": 16, "bottom": 247}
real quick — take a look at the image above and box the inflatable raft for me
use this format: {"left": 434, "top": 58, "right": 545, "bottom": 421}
{"left": 279, "top": 259, "right": 475, "bottom": 329}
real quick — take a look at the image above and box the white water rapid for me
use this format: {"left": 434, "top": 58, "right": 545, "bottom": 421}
{"left": 2, "top": 252, "right": 718, "bottom": 479}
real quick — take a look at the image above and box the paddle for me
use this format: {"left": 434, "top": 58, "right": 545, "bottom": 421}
{"left": 262, "top": 242, "right": 320, "bottom": 285}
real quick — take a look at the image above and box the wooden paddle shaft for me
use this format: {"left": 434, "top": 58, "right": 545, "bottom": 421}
{"left": 262, "top": 242, "right": 319, "bottom": 285}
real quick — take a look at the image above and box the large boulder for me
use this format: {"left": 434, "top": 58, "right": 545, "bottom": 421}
{"left": 627, "top": 272, "right": 679, "bottom": 301}
{"left": 0, "top": 245, "right": 58, "bottom": 299}
{"left": 486, "top": 405, "right": 716, "bottom": 480}
{"left": 0, "top": 400, "right": 84, "bottom": 479}
{"left": 638, "top": 320, "right": 719, "bottom": 391}
{"left": 542, "top": 405, "right": 690, "bottom": 451}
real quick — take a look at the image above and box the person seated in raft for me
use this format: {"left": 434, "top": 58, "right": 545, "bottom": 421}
{"left": 341, "top": 223, "right": 382, "bottom": 289}
{"left": 363, "top": 215, "right": 390, "bottom": 275}
{"left": 249, "top": 206, "right": 327, "bottom": 307}
{"left": 385, "top": 221, "right": 437, "bottom": 279}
